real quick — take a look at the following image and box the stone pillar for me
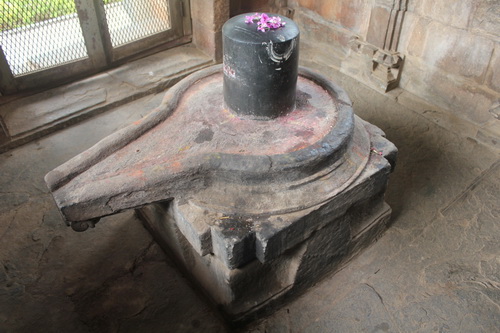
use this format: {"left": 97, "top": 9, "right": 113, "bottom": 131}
{"left": 341, "top": 0, "right": 407, "bottom": 92}
{"left": 191, "top": 0, "right": 230, "bottom": 62}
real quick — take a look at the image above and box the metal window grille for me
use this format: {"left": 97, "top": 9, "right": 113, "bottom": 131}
{"left": 104, "top": 0, "right": 171, "bottom": 48}
{"left": 0, "top": 0, "right": 88, "bottom": 77}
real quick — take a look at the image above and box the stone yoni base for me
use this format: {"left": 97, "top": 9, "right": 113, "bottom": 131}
{"left": 137, "top": 118, "right": 396, "bottom": 324}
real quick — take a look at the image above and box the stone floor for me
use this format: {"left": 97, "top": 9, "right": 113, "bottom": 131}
{"left": 1, "top": 53, "right": 499, "bottom": 332}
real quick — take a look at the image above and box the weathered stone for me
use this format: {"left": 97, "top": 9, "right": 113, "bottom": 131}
{"left": 400, "top": 57, "right": 497, "bottom": 126}
{"left": 173, "top": 201, "right": 213, "bottom": 256}
{"left": 43, "top": 44, "right": 397, "bottom": 322}
{"left": 397, "top": 12, "right": 424, "bottom": 57}
{"left": 139, "top": 163, "right": 394, "bottom": 323}
{"left": 210, "top": 218, "right": 256, "bottom": 269}
{"left": 293, "top": 7, "right": 352, "bottom": 52}
{"left": 293, "top": 0, "right": 314, "bottom": 10}
{"left": 191, "top": 0, "right": 229, "bottom": 32}
{"left": 421, "top": 22, "right": 494, "bottom": 82}
{"left": 321, "top": 0, "right": 368, "bottom": 32}
{"left": 192, "top": 20, "right": 223, "bottom": 61}
{"left": 44, "top": 66, "right": 363, "bottom": 227}
{"left": 341, "top": 37, "right": 403, "bottom": 92}
{"left": 3, "top": 42, "right": 500, "bottom": 332}
{"left": 191, "top": 0, "right": 228, "bottom": 62}
{"left": 486, "top": 43, "right": 500, "bottom": 92}
{"left": 295, "top": 0, "right": 369, "bottom": 33}
{"left": 3, "top": 87, "right": 106, "bottom": 137}
{"left": 395, "top": 90, "right": 480, "bottom": 140}
{"left": 135, "top": 110, "right": 396, "bottom": 322}
{"left": 471, "top": 0, "right": 500, "bottom": 37}
{"left": 373, "top": 0, "right": 395, "bottom": 8}
{"left": 238, "top": 0, "right": 270, "bottom": 13}
{"left": 366, "top": 6, "right": 391, "bottom": 48}
{"left": 418, "top": 0, "right": 474, "bottom": 28}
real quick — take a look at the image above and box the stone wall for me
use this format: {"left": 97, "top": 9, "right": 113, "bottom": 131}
{"left": 229, "top": 0, "right": 294, "bottom": 17}
{"left": 399, "top": 1, "right": 499, "bottom": 145}
{"left": 191, "top": 0, "right": 230, "bottom": 61}
{"left": 287, "top": 0, "right": 500, "bottom": 148}
{"left": 230, "top": 0, "right": 270, "bottom": 16}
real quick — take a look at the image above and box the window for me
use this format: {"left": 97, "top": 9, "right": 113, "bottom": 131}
{"left": 0, "top": 0, "right": 191, "bottom": 94}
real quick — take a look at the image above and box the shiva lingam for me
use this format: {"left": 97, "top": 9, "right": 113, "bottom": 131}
{"left": 45, "top": 13, "right": 397, "bottom": 322}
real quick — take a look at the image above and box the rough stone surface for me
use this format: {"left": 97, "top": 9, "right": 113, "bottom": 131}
{"left": 140, "top": 192, "right": 392, "bottom": 323}
{"left": 192, "top": 0, "right": 229, "bottom": 32}
{"left": 192, "top": 20, "right": 224, "bottom": 61}
{"left": 44, "top": 66, "right": 362, "bottom": 227}
{"left": 416, "top": 0, "right": 474, "bottom": 28}
{"left": 471, "top": 0, "right": 500, "bottom": 38}
{"left": 0, "top": 49, "right": 499, "bottom": 332}
{"left": 420, "top": 22, "right": 494, "bottom": 82}
{"left": 403, "top": 15, "right": 430, "bottom": 58}
{"left": 366, "top": 6, "right": 391, "bottom": 48}
{"left": 400, "top": 57, "right": 497, "bottom": 126}
{"left": 3, "top": 87, "right": 107, "bottom": 137}
{"left": 294, "top": 7, "right": 352, "bottom": 51}
{"left": 293, "top": 0, "right": 369, "bottom": 33}
{"left": 486, "top": 43, "right": 500, "bottom": 92}
{"left": 191, "top": 0, "right": 229, "bottom": 61}
{"left": 230, "top": 0, "right": 270, "bottom": 16}
{"left": 158, "top": 116, "right": 395, "bottom": 271}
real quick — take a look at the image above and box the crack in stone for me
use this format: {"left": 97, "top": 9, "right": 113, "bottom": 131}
{"left": 440, "top": 160, "right": 500, "bottom": 216}
{"left": 129, "top": 241, "right": 157, "bottom": 274}
{"left": 364, "top": 283, "right": 402, "bottom": 333}
{"left": 0, "top": 208, "right": 19, "bottom": 240}
{"left": 106, "top": 71, "right": 142, "bottom": 90}
{"left": 364, "top": 282, "right": 385, "bottom": 305}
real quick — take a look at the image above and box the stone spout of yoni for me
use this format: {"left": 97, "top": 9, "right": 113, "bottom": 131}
{"left": 45, "top": 66, "right": 365, "bottom": 231}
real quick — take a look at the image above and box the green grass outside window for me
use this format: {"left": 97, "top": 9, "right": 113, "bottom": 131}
{"left": 1, "top": 0, "right": 120, "bottom": 31}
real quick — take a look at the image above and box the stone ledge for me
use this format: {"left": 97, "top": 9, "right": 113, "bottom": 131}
{"left": 0, "top": 44, "right": 213, "bottom": 153}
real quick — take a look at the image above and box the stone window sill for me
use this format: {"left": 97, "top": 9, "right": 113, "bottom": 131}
{"left": 0, "top": 44, "right": 213, "bottom": 153}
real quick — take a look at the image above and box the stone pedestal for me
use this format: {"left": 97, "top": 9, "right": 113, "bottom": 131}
{"left": 137, "top": 114, "right": 396, "bottom": 323}
{"left": 44, "top": 13, "right": 397, "bottom": 324}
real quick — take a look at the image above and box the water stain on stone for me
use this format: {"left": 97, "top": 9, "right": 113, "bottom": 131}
{"left": 194, "top": 128, "right": 214, "bottom": 144}
{"left": 296, "top": 89, "right": 312, "bottom": 109}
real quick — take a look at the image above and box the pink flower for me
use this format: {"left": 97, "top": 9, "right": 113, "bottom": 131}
{"left": 267, "top": 16, "right": 282, "bottom": 29}
{"left": 245, "top": 13, "right": 261, "bottom": 24}
{"left": 257, "top": 22, "right": 269, "bottom": 32}
{"left": 243, "top": 13, "right": 286, "bottom": 32}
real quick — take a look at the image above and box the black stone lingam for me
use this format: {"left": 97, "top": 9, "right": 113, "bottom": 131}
{"left": 223, "top": 13, "right": 299, "bottom": 118}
